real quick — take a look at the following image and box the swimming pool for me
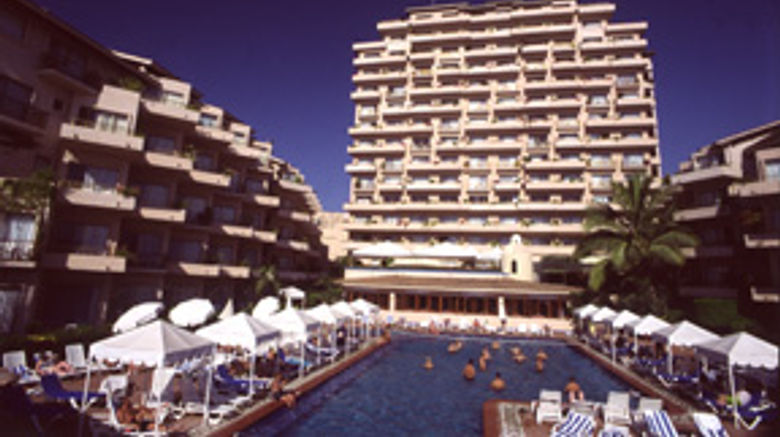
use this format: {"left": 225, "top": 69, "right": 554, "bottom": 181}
{"left": 242, "top": 332, "right": 635, "bottom": 436}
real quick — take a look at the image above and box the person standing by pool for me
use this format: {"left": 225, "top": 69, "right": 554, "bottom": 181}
{"left": 463, "top": 359, "right": 476, "bottom": 380}
{"left": 490, "top": 372, "right": 506, "bottom": 391}
{"left": 564, "top": 376, "right": 584, "bottom": 402}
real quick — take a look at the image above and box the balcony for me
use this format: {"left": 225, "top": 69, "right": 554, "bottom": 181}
{"left": 60, "top": 187, "right": 136, "bottom": 211}
{"left": 744, "top": 233, "right": 780, "bottom": 249}
{"left": 277, "top": 239, "right": 310, "bottom": 252}
{"left": 42, "top": 252, "right": 126, "bottom": 273}
{"left": 353, "top": 55, "right": 405, "bottom": 67}
{"left": 60, "top": 122, "right": 143, "bottom": 153}
{"left": 751, "top": 286, "right": 780, "bottom": 303}
{"left": 142, "top": 99, "right": 199, "bottom": 123}
{"left": 188, "top": 169, "right": 231, "bottom": 187}
{"left": 407, "top": 181, "right": 461, "bottom": 192}
{"left": 218, "top": 223, "right": 254, "bottom": 239}
{"left": 195, "top": 125, "right": 233, "bottom": 143}
{"left": 345, "top": 162, "right": 376, "bottom": 173}
{"left": 247, "top": 193, "right": 280, "bottom": 207}
{"left": 674, "top": 205, "right": 727, "bottom": 222}
{"left": 143, "top": 151, "right": 193, "bottom": 171}
{"left": 672, "top": 165, "right": 742, "bottom": 185}
{"left": 728, "top": 180, "right": 780, "bottom": 197}
{"left": 526, "top": 160, "right": 585, "bottom": 170}
{"left": 37, "top": 53, "right": 101, "bottom": 94}
{"left": 0, "top": 96, "right": 49, "bottom": 136}
{"left": 220, "top": 265, "right": 250, "bottom": 278}
{"left": 279, "top": 179, "right": 311, "bottom": 193}
{"left": 0, "top": 239, "right": 36, "bottom": 268}
{"left": 526, "top": 180, "right": 586, "bottom": 191}
{"left": 254, "top": 230, "right": 277, "bottom": 243}
{"left": 137, "top": 206, "right": 186, "bottom": 223}
{"left": 168, "top": 261, "right": 220, "bottom": 277}
{"left": 350, "top": 89, "right": 381, "bottom": 101}
{"left": 278, "top": 209, "right": 311, "bottom": 222}
{"left": 227, "top": 143, "right": 266, "bottom": 160}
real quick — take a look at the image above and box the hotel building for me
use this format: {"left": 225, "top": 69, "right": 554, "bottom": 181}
{"left": 342, "top": 0, "right": 659, "bottom": 317}
{"left": 345, "top": 0, "right": 660, "bottom": 264}
{"left": 672, "top": 120, "right": 780, "bottom": 306}
{"left": 0, "top": 0, "right": 327, "bottom": 332}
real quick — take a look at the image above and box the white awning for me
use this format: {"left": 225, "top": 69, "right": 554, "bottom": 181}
{"left": 588, "top": 306, "right": 617, "bottom": 322}
{"left": 607, "top": 309, "right": 640, "bottom": 329}
{"left": 330, "top": 301, "right": 357, "bottom": 319}
{"left": 652, "top": 320, "right": 719, "bottom": 347}
{"left": 626, "top": 314, "right": 670, "bottom": 336}
{"left": 305, "top": 304, "right": 340, "bottom": 325}
{"left": 412, "top": 242, "right": 479, "bottom": 259}
{"left": 196, "top": 313, "right": 280, "bottom": 354}
{"left": 697, "top": 332, "right": 778, "bottom": 370}
{"left": 477, "top": 247, "right": 503, "bottom": 262}
{"left": 353, "top": 242, "right": 412, "bottom": 258}
{"left": 350, "top": 298, "right": 380, "bottom": 315}
{"left": 90, "top": 320, "right": 215, "bottom": 367}
{"left": 573, "top": 304, "right": 599, "bottom": 319}
{"left": 256, "top": 307, "right": 321, "bottom": 345}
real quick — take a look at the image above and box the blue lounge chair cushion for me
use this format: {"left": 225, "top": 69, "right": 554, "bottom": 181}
{"left": 553, "top": 411, "right": 594, "bottom": 436}
{"left": 41, "top": 374, "right": 103, "bottom": 402}
{"left": 644, "top": 410, "right": 679, "bottom": 437}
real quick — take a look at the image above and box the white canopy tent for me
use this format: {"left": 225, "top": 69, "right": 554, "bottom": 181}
{"left": 196, "top": 314, "right": 280, "bottom": 396}
{"left": 350, "top": 298, "right": 380, "bottom": 338}
{"left": 86, "top": 321, "right": 216, "bottom": 429}
{"left": 653, "top": 320, "right": 720, "bottom": 375}
{"left": 605, "top": 310, "right": 640, "bottom": 362}
{"left": 330, "top": 301, "right": 358, "bottom": 353}
{"left": 257, "top": 308, "right": 321, "bottom": 378}
{"left": 280, "top": 286, "right": 306, "bottom": 309}
{"left": 588, "top": 306, "right": 617, "bottom": 323}
{"left": 252, "top": 296, "right": 280, "bottom": 318}
{"left": 169, "top": 298, "right": 215, "bottom": 328}
{"left": 626, "top": 314, "right": 670, "bottom": 355}
{"left": 113, "top": 302, "right": 163, "bottom": 333}
{"left": 696, "top": 332, "right": 779, "bottom": 428}
{"left": 306, "top": 304, "right": 339, "bottom": 325}
{"left": 412, "top": 242, "right": 479, "bottom": 259}
{"left": 353, "top": 242, "right": 412, "bottom": 258}
{"left": 573, "top": 303, "right": 599, "bottom": 320}
{"left": 217, "top": 299, "right": 234, "bottom": 320}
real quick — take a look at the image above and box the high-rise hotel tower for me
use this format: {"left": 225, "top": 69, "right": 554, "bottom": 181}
{"left": 344, "top": 0, "right": 661, "bottom": 264}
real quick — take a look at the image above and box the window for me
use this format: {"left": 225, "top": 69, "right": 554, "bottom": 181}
{"left": 232, "top": 131, "right": 246, "bottom": 144}
{"left": 92, "top": 110, "right": 129, "bottom": 134}
{"left": 0, "top": 75, "right": 33, "bottom": 120}
{"left": 145, "top": 135, "right": 176, "bottom": 154}
{"left": 213, "top": 205, "right": 236, "bottom": 224}
{"left": 136, "top": 233, "right": 162, "bottom": 256}
{"left": 0, "top": 213, "right": 36, "bottom": 260}
{"left": 0, "top": 6, "right": 25, "bottom": 40}
{"left": 199, "top": 113, "right": 218, "bottom": 127}
{"left": 140, "top": 185, "right": 169, "bottom": 207}
{"left": 82, "top": 167, "right": 119, "bottom": 192}
{"left": 194, "top": 153, "right": 215, "bottom": 171}
{"left": 169, "top": 239, "right": 202, "bottom": 263}
{"left": 161, "top": 90, "right": 186, "bottom": 107}
{"left": 182, "top": 196, "right": 207, "bottom": 221}
{"left": 245, "top": 179, "right": 266, "bottom": 194}
{"left": 765, "top": 160, "right": 780, "bottom": 181}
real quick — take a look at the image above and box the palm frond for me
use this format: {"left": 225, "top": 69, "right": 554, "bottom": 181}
{"left": 588, "top": 259, "right": 610, "bottom": 291}
{"left": 647, "top": 244, "right": 686, "bottom": 266}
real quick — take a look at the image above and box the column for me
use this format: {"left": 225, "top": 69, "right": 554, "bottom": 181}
{"left": 438, "top": 295, "right": 443, "bottom": 312}
{"left": 389, "top": 292, "right": 396, "bottom": 312}
{"left": 498, "top": 296, "right": 506, "bottom": 319}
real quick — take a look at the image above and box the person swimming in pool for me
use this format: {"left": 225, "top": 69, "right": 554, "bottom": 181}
{"left": 535, "top": 358, "right": 544, "bottom": 373}
{"left": 490, "top": 372, "right": 506, "bottom": 391}
{"left": 536, "top": 349, "right": 548, "bottom": 361}
{"left": 463, "top": 359, "right": 476, "bottom": 380}
{"left": 447, "top": 340, "right": 462, "bottom": 353}
{"left": 513, "top": 352, "right": 527, "bottom": 364}
{"left": 491, "top": 341, "right": 500, "bottom": 350}
{"left": 479, "top": 355, "right": 488, "bottom": 371}
{"left": 423, "top": 356, "right": 434, "bottom": 370}
{"left": 481, "top": 346, "right": 492, "bottom": 361}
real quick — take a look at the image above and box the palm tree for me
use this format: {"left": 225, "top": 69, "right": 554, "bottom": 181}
{"left": 573, "top": 175, "right": 698, "bottom": 313}
{"left": 252, "top": 264, "right": 280, "bottom": 299}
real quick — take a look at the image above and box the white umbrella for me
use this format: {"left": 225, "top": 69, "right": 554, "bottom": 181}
{"left": 412, "top": 242, "right": 479, "bottom": 258}
{"left": 653, "top": 321, "right": 719, "bottom": 375}
{"left": 696, "top": 332, "right": 779, "bottom": 428}
{"left": 606, "top": 310, "right": 640, "bottom": 362}
{"left": 589, "top": 306, "right": 617, "bottom": 323}
{"left": 86, "top": 320, "right": 216, "bottom": 429}
{"left": 169, "top": 298, "right": 215, "bottom": 328}
{"left": 573, "top": 303, "right": 599, "bottom": 320}
{"left": 353, "top": 241, "right": 412, "bottom": 258}
{"left": 252, "top": 296, "right": 280, "bottom": 318}
{"left": 196, "top": 313, "right": 280, "bottom": 396}
{"left": 113, "top": 302, "right": 163, "bottom": 333}
{"left": 351, "top": 299, "right": 379, "bottom": 338}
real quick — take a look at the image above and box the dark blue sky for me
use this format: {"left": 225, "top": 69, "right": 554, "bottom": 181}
{"left": 36, "top": 0, "right": 779, "bottom": 211}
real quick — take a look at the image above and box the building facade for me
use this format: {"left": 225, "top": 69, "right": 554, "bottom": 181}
{"left": 344, "top": 0, "right": 660, "bottom": 271}
{"left": 0, "top": 0, "right": 327, "bottom": 331}
{"left": 315, "top": 211, "right": 349, "bottom": 261}
{"left": 672, "top": 120, "right": 780, "bottom": 305}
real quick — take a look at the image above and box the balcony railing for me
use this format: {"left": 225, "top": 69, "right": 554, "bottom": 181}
{"left": 38, "top": 52, "right": 102, "bottom": 91}
{"left": 0, "top": 240, "right": 35, "bottom": 261}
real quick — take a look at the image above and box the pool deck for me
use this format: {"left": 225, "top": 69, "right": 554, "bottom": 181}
{"left": 201, "top": 335, "right": 390, "bottom": 437}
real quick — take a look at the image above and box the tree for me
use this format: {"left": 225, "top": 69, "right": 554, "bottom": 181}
{"left": 252, "top": 265, "right": 280, "bottom": 300}
{"left": 573, "top": 175, "right": 698, "bottom": 315}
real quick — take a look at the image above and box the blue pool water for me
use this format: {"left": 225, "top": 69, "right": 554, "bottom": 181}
{"left": 242, "top": 332, "right": 635, "bottom": 436}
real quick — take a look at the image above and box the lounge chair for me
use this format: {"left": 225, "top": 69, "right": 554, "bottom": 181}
{"left": 3, "top": 350, "right": 40, "bottom": 384}
{"left": 632, "top": 397, "right": 663, "bottom": 423}
{"left": 40, "top": 373, "right": 104, "bottom": 409}
{"left": 735, "top": 402, "right": 778, "bottom": 431}
{"left": 598, "top": 425, "right": 629, "bottom": 437}
{"left": 551, "top": 411, "right": 594, "bottom": 437}
{"left": 603, "top": 391, "right": 631, "bottom": 426}
{"left": 64, "top": 344, "right": 88, "bottom": 374}
{"left": 692, "top": 412, "right": 728, "bottom": 437}
{"left": 534, "top": 389, "right": 563, "bottom": 424}
{"left": 644, "top": 409, "right": 679, "bottom": 437}
{"left": 215, "top": 365, "right": 270, "bottom": 393}
{"left": 0, "top": 384, "right": 73, "bottom": 434}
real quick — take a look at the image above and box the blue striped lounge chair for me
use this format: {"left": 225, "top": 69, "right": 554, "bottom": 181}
{"left": 644, "top": 409, "right": 679, "bottom": 437}
{"left": 692, "top": 412, "right": 728, "bottom": 437}
{"left": 551, "top": 411, "right": 594, "bottom": 437}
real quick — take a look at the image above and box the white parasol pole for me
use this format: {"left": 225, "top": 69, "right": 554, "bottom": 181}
{"left": 249, "top": 350, "right": 255, "bottom": 397}
{"left": 80, "top": 358, "right": 92, "bottom": 412}
{"left": 317, "top": 329, "right": 322, "bottom": 366}
{"left": 667, "top": 342, "right": 673, "bottom": 375}
{"left": 299, "top": 339, "right": 304, "bottom": 379}
{"left": 728, "top": 360, "right": 738, "bottom": 429}
{"left": 203, "top": 364, "right": 213, "bottom": 426}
